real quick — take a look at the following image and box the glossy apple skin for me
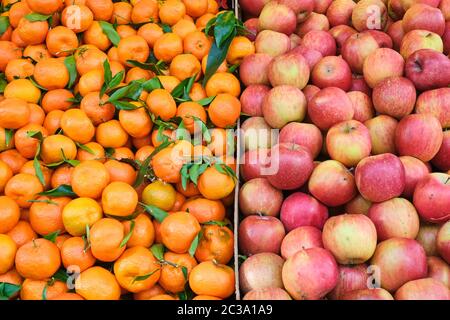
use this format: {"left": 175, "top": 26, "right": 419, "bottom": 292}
{"left": 415, "top": 88, "right": 450, "bottom": 129}
{"left": 427, "top": 256, "right": 450, "bottom": 288}
{"left": 289, "top": 46, "right": 323, "bottom": 69}
{"left": 352, "top": 0, "right": 388, "bottom": 32}
{"left": 244, "top": 18, "right": 259, "bottom": 41}
{"left": 240, "top": 148, "right": 270, "bottom": 182}
{"left": 239, "top": 53, "right": 273, "bottom": 86}
{"left": 255, "top": 30, "right": 291, "bottom": 57}
{"left": 363, "top": 30, "right": 393, "bottom": 49}
{"left": 308, "top": 87, "right": 354, "bottom": 131}
{"left": 355, "top": 153, "right": 405, "bottom": 203}
{"left": 239, "top": 178, "right": 283, "bottom": 217}
{"left": 395, "top": 114, "right": 443, "bottom": 162}
{"left": 405, "top": 49, "right": 450, "bottom": 91}
{"left": 322, "top": 214, "right": 377, "bottom": 265}
{"left": 416, "top": 223, "right": 440, "bottom": 256}
{"left": 311, "top": 56, "right": 352, "bottom": 91}
{"left": 240, "top": 84, "right": 270, "bottom": 117}
{"left": 326, "top": 0, "right": 356, "bottom": 27}
{"left": 302, "top": 30, "right": 337, "bottom": 57}
{"left": 363, "top": 48, "right": 405, "bottom": 88}
{"left": 241, "top": 117, "right": 272, "bottom": 151}
{"left": 280, "top": 192, "right": 329, "bottom": 232}
{"left": 345, "top": 194, "right": 372, "bottom": 215}
{"left": 328, "top": 264, "right": 370, "bottom": 300}
{"left": 340, "top": 288, "right": 394, "bottom": 300}
{"left": 402, "top": 4, "right": 445, "bottom": 36}
{"left": 279, "top": 122, "right": 323, "bottom": 159}
{"left": 368, "top": 198, "right": 420, "bottom": 241}
{"left": 308, "top": 160, "right": 357, "bottom": 207}
{"left": 326, "top": 120, "right": 372, "bottom": 168}
{"left": 443, "top": 21, "right": 450, "bottom": 54}
{"left": 280, "top": 226, "right": 323, "bottom": 259}
{"left": 296, "top": 13, "right": 330, "bottom": 37}
{"left": 238, "top": 215, "right": 286, "bottom": 256}
{"left": 372, "top": 76, "right": 416, "bottom": 119}
{"left": 259, "top": 1, "right": 297, "bottom": 35}
{"left": 239, "top": 252, "right": 285, "bottom": 294}
{"left": 329, "top": 25, "right": 358, "bottom": 52}
{"left": 364, "top": 115, "right": 398, "bottom": 155}
{"left": 239, "top": 0, "right": 270, "bottom": 17}
{"left": 432, "top": 131, "right": 450, "bottom": 172}
{"left": 348, "top": 91, "right": 374, "bottom": 123}
{"left": 437, "top": 221, "right": 450, "bottom": 264}
{"left": 400, "top": 29, "right": 443, "bottom": 60}
{"left": 350, "top": 74, "right": 372, "bottom": 96}
{"left": 370, "top": 238, "right": 428, "bottom": 292}
{"left": 243, "top": 288, "right": 292, "bottom": 300}
{"left": 395, "top": 278, "right": 450, "bottom": 300}
{"left": 387, "top": 20, "right": 405, "bottom": 51}
{"left": 282, "top": 247, "right": 339, "bottom": 300}
{"left": 268, "top": 53, "right": 310, "bottom": 89}
{"left": 399, "top": 156, "right": 430, "bottom": 198}
{"left": 342, "top": 32, "right": 379, "bottom": 74}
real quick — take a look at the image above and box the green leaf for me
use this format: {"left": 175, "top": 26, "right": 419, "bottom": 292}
{"left": 0, "top": 73, "right": 7, "bottom": 93}
{"left": 171, "top": 75, "right": 196, "bottom": 99}
{"left": 104, "top": 147, "right": 115, "bottom": 158}
{"left": 111, "top": 100, "right": 140, "bottom": 110}
{"left": 103, "top": 59, "right": 112, "bottom": 87}
{"left": 52, "top": 269, "right": 69, "bottom": 283}
{"left": 193, "top": 116, "right": 211, "bottom": 144}
{"left": 0, "top": 283, "right": 21, "bottom": 299}
{"left": 98, "top": 21, "right": 120, "bottom": 46}
{"left": 64, "top": 159, "right": 80, "bottom": 167}
{"left": 214, "top": 11, "right": 236, "bottom": 48}
{"left": 142, "top": 77, "right": 163, "bottom": 91}
{"left": 150, "top": 244, "right": 165, "bottom": 261}
{"left": 26, "top": 130, "right": 44, "bottom": 141}
{"left": 29, "top": 76, "right": 48, "bottom": 91}
{"left": 4, "top": 128, "right": 13, "bottom": 147}
{"left": 132, "top": 268, "right": 160, "bottom": 284}
{"left": 203, "top": 220, "right": 228, "bottom": 227}
{"left": 64, "top": 55, "right": 77, "bottom": 89}
{"left": 119, "top": 220, "right": 135, "bottom": 248}
{"left": 126, "top": 59, "right": 167, "bottom": 76}
{"left": 108, "top": 71, "right": 124, "bottom": 90}
{"left": 84, "top": 224, "right": 91, "bottom": 251}
{"left": 196, "top": 96, "right": 215, "bottom": 106}
{"left": 43, "top": 230, "right": 60, "bottom": 243}
{"left": 0, "top": 16, "right": 9, "bottom": 36}
{"left": 38, "top": 184, "right": 76, "bottom": 197}
{"left": 33, "top": 145, "right": 46, "bottom": 187}
{"left": 105, "top": 212, "right": 139, "bottom": 221}
{"left": 175, "top": 121, "right": 190, "bottom": 141}
{"left": 203, "top": 30, "right": 235, "bottom": 85}
{"left": 42, "top": 284, "right": 48, "bottom": 300}
{"left": 75, "top": 142, "right": 95, "bottom": 155}
{"left": 188, "top": 164, "right": 200, "bottom": 186}
{"left": 27, "top": 198, "right": 58, "bottom": 205}
{"left": 159, "top": 23, "right": 172, "bottom": 33}
{"left": 140, "top": 202, "right": 169, "bottom": 223}
{"left": 181, "top": 266, "right": 188, "bottom": 280}
{"left": 180, "top": 164, "right": 190, "bottom": 190}
{"left": 191, "top": 163, "right": 208, "bottom": 186}
{"left": 204, "top": 16, "right": 217, "bottom": 36}
{"left": 25, "top": 13, "right": 51, "bottom": 22}
{"left": 214, "top": 162, "right": 227, "bottom": 174}
{"left": 188, "top": 231, "right": 202, "bottom": 257}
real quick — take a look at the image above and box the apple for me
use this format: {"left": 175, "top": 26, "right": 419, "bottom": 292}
{"left": 242, "top": 288, "right": 292, "bottom": 300}
{"left": 280, "top": 192, "right": 329, "bottom": 231}
{"left": 364, "top": 115, "right": 398, "bottom": 155}
{"left": 432, "top": 131, "right": 450, "bottom": 172}
{"left": 387, "top": 20, "right": 405, "bottom": 51}
{"left": 308, "top": 87, "right": 354, "bottom": 130}
{"left": 255, "top": 30, "right": 291, "bottom": 57}
{"left": 399, "top": 156, "right": 431, "bottom": 198}
{"left": 278, "top": 122, "right": 323, "bottom": 159}
{"left": 302, "top": 84, "right": 320, "bottom": 103}
{"left": 241, "top": 117, "right": 273, "bottom": 151}
{"left": 345, "top": 194, "right": 372, "bottom": 215}
{"left": 240, "top": 148, "right": 270, "bottom": 181}
{"left": 326, "top": 120, "right": 372, "bottom": 168}
{"left": 328, "top": 264, "right": 370, "bottom": 300}
{"left": 279, "top": 0, "right": 315, "bottom": 22}
{"left": 443, "top": 21, "right": 450, "bottom": 54}
{"left": 290, "top": 33, "right": 302, "bottom": 48}
{"left": 400, "top": 29, "right": 443, "bottom": 59}
{"left": 355, "top": 153, "right": 405, "bottom": 202}
{"left": 239, "top": 252, "right": 284, "bottom": 294}
{"left": 311, "top": 56, "right": 352, "bottom": 91}
{"left": 352, "top": 0, "right": 388, "bottom": 32}
{"left": 302, "top": 30, "right": 337, "bottom": 57}
{"left": 240, "top": 84, "right": 270, "bottom": 117}
{"left": 308, "top": 160, "right": 357, "bottom": 206}
{"left": 342, "top": 32, "right": 379, "bottom": 74}
{"left": 262, "top": 85, "right": 307, "bottom": 128}
{"left": 280, "top": 226, "right": 323, "bottom": 259}
{"left": 240, "top": 0, "right": 271, "bottom": 17}
{"left": 416, "top": 223, "right": 440, "bottom": 256}
{"left": 363, "top": 48, "right": 405, "bottom": 88}
{"left": 395, "top": 114, "right": 443, "bottom": 162}
{"left": 289, "top": 45, "right": 323, "bottom": 69}
{"left": 370, "top": 237, "right": 428, "bottom": 291}
{"left": 427, "top": 256, "right": 450, "bottom": 288}
{"left": 368, "top": 198, "right": 420, "bottom": 241}
{"left": 282, "top": 247, "right": 339, "bottom": 300}
{"left": 340, "top": 288, "right": 394, "bottom": 300}
{"left": 350, "top": 74, "right": 372, "bottom": 96}
{"left": 437, "top": 221, "right": 450, "bottom": 264}
{"left": 238, "top": 215, "right": 286, "bottom": 256}
{"left": 322, "top": 214, "right": 377, "bottom": 264}
{"left": 268, "top": 53, "right": 310, "bottom": 89}
{"left": 239, "top": 53, "right": 273, "bottom": 86}
{"left": 265, "top": 143, "right": 314, "bottom": 190}
{"left": 441, "top": 0, "right": 450, "bottom": 20}
{"left": 395, "top": 278, "right": 450, "bottom": 300}
{"left": 415, "top": 88, "right": 450, "bottom": 129}
{"left": 389, "top": 0, "right": 441, "bottom": 19}
{"left": 259, "top": 1, "right": 297, "bottom": 35}
{"left": 329, "top": 25, "right": 358, "bottom": 52}
{"left": 239, "top": 178, "right": 284, "bottom": 217}
{"left": 326, "top": 0, "right": 356, "bottom": 27}
{"left": 244, "top": 18, "right": 259, "bottom": 41}
{"left": 314, "top": 0, "right": 333, "bottom": 13}
{"left": 362, "top": 30, "right": 394, "bottom": 49}
{"left": 372, "top": 76, "right": 416, "bottom": 119}
{"left": 402, "top": 4, "right": 445, "bottom": 36}
{"left": 347, "top": 91, "right": 374, "bottom": 123}
{"left": 405, "top": 49, "right": 450, "bottom": 91}
{"left": 296, "top": 13, "right": 330, "bottom": 37}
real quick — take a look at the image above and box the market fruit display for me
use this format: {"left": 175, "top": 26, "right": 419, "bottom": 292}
{"left": 237, "top": 0, "right": 450, "bottom": 300}
{"left": 0, "top": 0, "right": 244, "bottom": 300}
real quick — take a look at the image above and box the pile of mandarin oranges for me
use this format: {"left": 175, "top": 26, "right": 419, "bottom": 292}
{"left": 0, "top": 0, "right": 255, "bottom": 300}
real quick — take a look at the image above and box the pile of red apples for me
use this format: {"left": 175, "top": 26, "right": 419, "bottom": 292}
{"left": 237, "top": 0, "right": 450, "bottom": 300}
